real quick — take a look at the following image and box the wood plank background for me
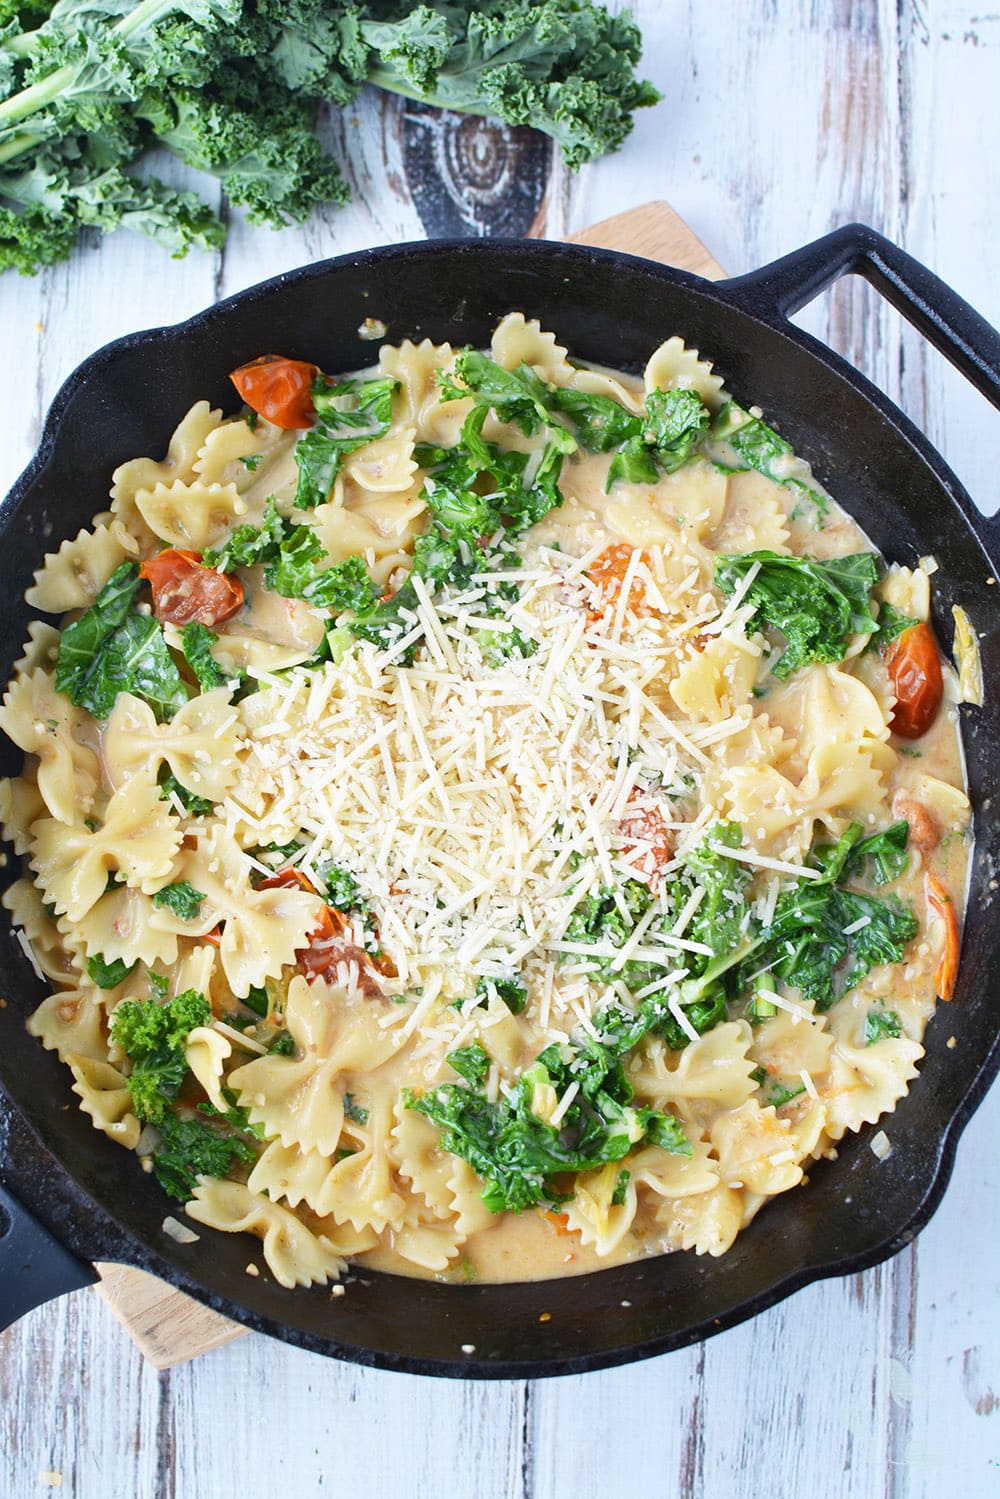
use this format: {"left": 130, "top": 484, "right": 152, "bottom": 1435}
{"left": 2, "top": 2, "right": 1000, "bottom": 1495}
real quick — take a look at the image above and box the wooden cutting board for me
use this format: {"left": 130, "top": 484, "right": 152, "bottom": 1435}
{"left": 93, "top": 198, "right": 726, "bottom": 1369}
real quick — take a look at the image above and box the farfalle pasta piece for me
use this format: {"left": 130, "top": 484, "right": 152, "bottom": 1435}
{"left": 186, "top": 1179, "right": 349, "bottom": 1288}
{"left": 629, "top": 1024, "right": 758, "bottom": 1113}
{"left": 230, "top": 978, "right": 398, "bottom": 1150}
{"left": 3, "top": 878, "right": 82, "bottom": 985}
{"left": 310, "top": 498, "right": 425, "bottom": 568}
{"left": 567, "top": 362, "right": 644, "bottom": 414}
{"left": 389, "top": 1201, "right": 464, "bottom": 1273}
{"left": 645, "top": 336, "right": 726, "bottom": 410}
{"left": 305, "top": 1098, "right": 406, "bottom": 1235}
{"left": 631, "top": 1135, "right": 720, "bottom": 1202}
{"left": 135, "top": 479, "right": 248, "bottom": 551}
{"left": 341, "top": 426, "right": 418, "bottom": 494}
{"left": 710, "top": 1100, "right": 806, "bottom": 1196}
{"left": 247, "top": 1139, "right": 335, "bottom": 1210}
{"left": 76, "top": 884, "right": 180, "bottom": 970}
{"left": 28, "top": 988, "right": 108, "bottom": 1064}
{"left": 68, "top": 1055, "right": 141, "bottom": 1149}
{"left": 748, "top": 1003, "right": 833, "bottom": 1084}
{"left": 26, "top": 521, "right": 140, "bottom": 613}
{"left": 30, "top": 774, "right": 182, "bottom": 922}
{"left": 658, "top": 1183, "right": 744, "bottom": 1257}
{"left": 390, "top": 1102, "right": 458, "bottom": 1220}
{"left": 563, "top": 1161, "right": 638, "bottom": 1256}
{"left": 669, "top": 638, "right": 758, "bottom": 723}
{"left": 12, "top": 622, "right": 61, "bottom": 678}
{"left": 380, "top": 339, "right": 462, "bottom": 444}
{"left": 232, "top": 1051, "right": 347, "bottom": 1157}
{"left": 148, "top": 827, "right": 318, "bottom": 997}
{"left": 0, "top": 669, "right": 101, "bottom": 823}
{"left": 111, "top": 401, "right": 223, "bottom": 506}
{"left": 710, "top": 471, "right": 791, "bottom": 554}
{"left": 0, "top": 776, "right": 46, "bottom": 855}
{"left": 185, "top": 1025, "right": 232, "bottom": 1112}
{"left": 823, "top": 1020, "right": 924, "bottom": 1141}
{"left": 491, "top": 313, "right": 573, "bottom": 383}
{"left": 103, "top": 689, "right": 242, "bottom": 801}
{"left": 193, "top": 416, "right": 296, "bottom": 493}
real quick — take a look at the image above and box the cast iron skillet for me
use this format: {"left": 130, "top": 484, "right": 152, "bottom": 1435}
{"left": 1, "top": 226, "right": 1000, "bottom": 1379}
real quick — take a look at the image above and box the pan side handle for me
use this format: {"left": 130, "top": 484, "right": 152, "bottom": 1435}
{"left": 723, "top": 224, "right": 1000, "bottom": 416}
{"left": 0, "top": 1179, "right": 98, "bottom": 1332}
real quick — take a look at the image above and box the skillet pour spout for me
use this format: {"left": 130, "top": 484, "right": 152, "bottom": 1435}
{"left": 1, "top": 223, "right": 1000, "bottom": 1378}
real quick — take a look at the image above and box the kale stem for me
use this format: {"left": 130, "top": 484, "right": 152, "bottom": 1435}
{"left": 4, "top": 30, "right": 42, "bottom": 57}
{"left": 364, "top": 67, "right": 477, "bottom": 116}
{"left": 0, "top": 0, "right": 170, "bottom": 129}
{"left": 0, "top": 61, "right": 73, "bottom": 126}
{"left": 0, "top": 129, "right": 44, "bottom": 166}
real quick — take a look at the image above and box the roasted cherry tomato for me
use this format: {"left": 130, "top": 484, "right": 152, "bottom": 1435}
{"left": 587, "top": 543, "right": 648, "bottom": 609}
{"left": 618, "top": 801, "right": 673, "bottom": 890}
{"left": 140, "top": 549, "right": 245, "bottom": 627}
{"left": 885, "top": 621, "right": 944, "bottom": 738}
{"left": 925, "top": 870, "right": 959, "bottom": 1001}
{"left": 256, "top": 866, "right": 318, "bottom": 894}
{"left": 229, "top": 354, "right": 319, "bottom": 430}
{"left": 296, "top": 904, "right": 396, "bottom": 994}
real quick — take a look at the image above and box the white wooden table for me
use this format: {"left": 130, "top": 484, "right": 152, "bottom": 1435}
{"left": 2, "top": 3, "right": 1000, "bottom": 1495}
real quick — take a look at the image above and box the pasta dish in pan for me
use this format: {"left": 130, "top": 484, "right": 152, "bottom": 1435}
{"left": 0, "top": 315, "right": 972, "bottom": 1287}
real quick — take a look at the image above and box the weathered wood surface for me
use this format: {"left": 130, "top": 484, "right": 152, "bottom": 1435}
{"left": 2, "top": 2, "right": 1000, "bottom": 1495}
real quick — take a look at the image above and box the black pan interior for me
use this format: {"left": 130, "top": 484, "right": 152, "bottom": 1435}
{"left": 1, "top": 240, "right": 999, "bottom": 1377}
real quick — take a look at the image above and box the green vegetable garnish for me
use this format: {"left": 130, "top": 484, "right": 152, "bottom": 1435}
{"left": 151, "top": 881, "right": 207, "bottom": 920}
{"left": 714, "top": 550, "right": 880, "bottom": 678}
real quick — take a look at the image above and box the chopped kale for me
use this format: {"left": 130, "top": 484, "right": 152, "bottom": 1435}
{"left": 873, "top": 600, "right": 919, "bottom": 650}
{"left": 110, "top": 988, "right": 210, "bottom": 1124}
{"left": 181, "top": 622, "right": 238, "bottom": 692}
{"left": 294, "top": 375, "right": 397, "bottom": 509}
{"left": 408, "top": 1023, "right": 689, "bottom": 1214}
{"left": 611, "top": 1168, "right": 631, "bottom": 1207}
{"left": 711, "top": 401, "right": 829, "bottom": 517}
{"left": 343, "top": 1091, "right": 369, "bottom": 1124}
{"left": 159, "top": 769, "right": 213, "bottom": 816}
{"left": 151, "top": 881, "right": 207, "bottom": 920}
{"left": 85, "top": 953, "right": 137, "bottom": 989}
{"left": 446, "top": 1042, "right": 491, "bottom": 1087}
{"left": 715, "top": 550, "right": 880, "bottom": 678}
{"left": 473, "top": 975, "right": 528, "bottom": 1015}
{"left": 267, "top": 1030, "right": 296, "bottom": 1056}
{"left": 152, "top": 1112, "right": 255, "bottom": 1201}
{"left": 865, "top": 1008, "right": 903, "bottom": 1045}
{"left": 643, "top": 387, "right": 710, "bottom": 472}
{"left": 55, "top": 562, "right": 188, "bottom": 720}
{"left": 243, "top": 986, "right": 269, "bottom": 1017}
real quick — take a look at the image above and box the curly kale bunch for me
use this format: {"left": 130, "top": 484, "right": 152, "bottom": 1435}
{"left": 0, "top": 0, "right": 659, "bottom": 273}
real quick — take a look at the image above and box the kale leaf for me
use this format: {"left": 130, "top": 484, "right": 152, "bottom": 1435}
{"left": 110, "top": 988, "right": 210, "bottom": 1123}
{"left": 85, "top": 953, "right": 137, "bottom": 988}
{"left": 152, "top": 1112, "right": 255, "bottom": 1201}
{"left": 55, "top": 561, "right": 187, "bottom": 720}
{"left": 159, "top": 768, "right": 213, "bottom": 816}
{"left": 294, "top": 375, "right": 397, "bottom": 508}
{"left": 408, "top": 1025, "right": 689, "bottom": 1214}
{"left": 711, "top": 401, "right": 829, "bottom": 518}
{"left": 865, "top": 1008, "right": 903, "bottom": 1045}
{"left": 151, "top": 880, "right": 206, "bottom": 920}
{"left": 714, "top": 549, "right": 880, "bottom": 678}
{"left": 181, "top": 622, "right": 237, "bottom": 692}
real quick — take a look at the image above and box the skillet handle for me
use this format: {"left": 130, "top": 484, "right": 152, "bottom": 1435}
{"left": 0, "top": 1179, "right": 98, "bottom": 1332}
{"left": 724, "top": 223, "right": 1000, "bottom": 413}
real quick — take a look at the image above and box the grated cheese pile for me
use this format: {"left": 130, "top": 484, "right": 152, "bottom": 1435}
{"left": 221, "top": 540, "right": 806, "bottom": 1063}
